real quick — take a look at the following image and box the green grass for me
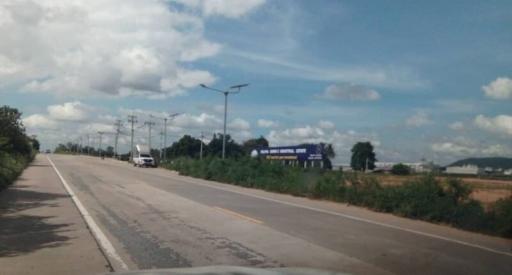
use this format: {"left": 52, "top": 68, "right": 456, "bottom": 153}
{"left": 0, "top": 151, "right": 35, "bottom": 191}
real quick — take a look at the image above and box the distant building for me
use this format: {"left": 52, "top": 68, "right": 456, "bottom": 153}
{"left": 373, "top": 161, "right": 438, "bottom": 173}
{"left": 504, "top": 169, "right": 512, "bottom": 176}
{"left": 445, "top": 165, "right": 483, "bottom": 175}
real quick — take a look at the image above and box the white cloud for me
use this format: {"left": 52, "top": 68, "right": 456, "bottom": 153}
{"left": 406, "top": 111, "right": 432, "bottom": 127}
{"left": 449, "top": 121, "right": 464, "bottom": 131}
{"left": 431, "top": 142, "right": 477, "bottom": 156}
{"left": 257, "top": 119, "right": 279, "bottom": 128}
{"left": 47, "top": 101, "right": 89, "bottom": 121}
{"left": 481, "top": 144, "right": 512, "bottom": 156}
{"left": 23, "top": 114, "right": 57, "bottom": 130}
{"left": 229, "top": 50, "right": 426, "bottom": 90}
{"left": 482, "top": 77, "right": 512, "bottom": 99}
{"left": 196, "top": 104, "right": 224, "bottom": 114}
{"left": 228, "top": 118, "right": 251, "bottom": 131}
{"left": 173, "top": 113, "right": 222, "bottom": 129}
{"left": 474, "top": 114, "right": 512, "bottom": 136}
{"left": 174, "top": 0, "right": 265, "bottom": 18}
{"left": 317, "top": 83, "right": 380, "bottom": 101}
{"left": 318, "top": 120, "right": 335, "bottom": 129}
{"left": 432, "top": 137, "right": 512, "bottom": 159}
{"left": 0, "top": 0, "right": 222, "bottom": 98}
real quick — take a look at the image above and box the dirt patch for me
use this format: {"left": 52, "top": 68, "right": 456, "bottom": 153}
{"left": 471, "top": 189, "right": 512, "bottom": 206}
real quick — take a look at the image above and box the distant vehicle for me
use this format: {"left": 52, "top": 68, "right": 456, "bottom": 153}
{"left": 45, "top": 149, "right": 51, "bottom": 154}
{"left": 133, "top": 144, "right": 156, "bottom": 168}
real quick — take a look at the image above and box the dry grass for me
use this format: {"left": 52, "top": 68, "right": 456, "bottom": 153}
{"left": 350, "top": 173, "right": 512, "bottom": 205}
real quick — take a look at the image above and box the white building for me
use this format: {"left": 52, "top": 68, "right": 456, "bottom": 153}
{"left": 445, "top": 165, "right": 483, "bottom": 175}
{"left": 374, "top": 161, "right": 436, "bottom": 173}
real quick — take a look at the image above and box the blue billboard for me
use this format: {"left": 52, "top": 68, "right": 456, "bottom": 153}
{"left": 252, "top": 144, "right": 324, "bottom": 161}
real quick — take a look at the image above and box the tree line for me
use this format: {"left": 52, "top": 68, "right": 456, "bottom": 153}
{"left": 0, "top": 106, "right": 39, "bottom": 190}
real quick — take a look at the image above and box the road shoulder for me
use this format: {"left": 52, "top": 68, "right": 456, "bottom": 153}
{"left": 0, "top": 154, "right": 111, "bottom": 275}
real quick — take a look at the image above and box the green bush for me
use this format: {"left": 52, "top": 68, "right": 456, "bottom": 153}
{"left": 391, "top": 163, "right": 411, "bottom": 175}
{"left": 165, "top": 158, "right": 512, "bottom": 238}
{"left": 487, "top": 197, "right": 512, "bottom": 237}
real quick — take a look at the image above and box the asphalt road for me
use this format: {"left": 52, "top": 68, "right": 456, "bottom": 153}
{"left": 48, "top": 154, "right": 512, "bottom": 274}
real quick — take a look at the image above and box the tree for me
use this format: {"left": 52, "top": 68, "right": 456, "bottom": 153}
{"left": 391, "top": 163, "right": 410, "bottom": 175}
{"left": 0, "top": 106, "right": 31, "bottom": 155}
{"left": 242, "top": 136, "right": 269, "bottom": 155}
{"left": 30, "top": 137, "right": 40, "bottom": 152}
{"left": 321, "top": 143, "right": 335, "bottom": 170}
{"left": 207, "top": 133, "right": 244, "bottom": 158}
{"left": 166, "top": 135, "right": 202, "bottom": 159}
{"left": 350, "top": 142, "right": 376, "bottom": 171}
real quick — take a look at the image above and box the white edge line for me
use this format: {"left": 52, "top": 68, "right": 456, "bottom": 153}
{"left": 174, "top": 175, "right": 512, "bottom": 258}
{"left": 47, "top": 156, "right": 129, "bottom": 271}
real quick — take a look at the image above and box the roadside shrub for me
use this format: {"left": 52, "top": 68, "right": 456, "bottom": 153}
{"left": 391, "top": 163, "right": 411, "bottom": 175}
{"left": 345, "top": 176, "right": 382, "bottom": 207}
{"left": 487, "top": 197, "right": 512, "bottom": 237}
{"left": 444, "top": 177, "right": 472, "bottom": 204}
{"left": 450, "top": 200, "right": 486, "bottom": 231}
{"left": 165, "top": 158, "right": 512, "bottom": 238}
{"left": 393, "top": 176, "right": 452, "bottom": 221}
{"left": 313, "top": 171, "right": 345, "bottom": 200}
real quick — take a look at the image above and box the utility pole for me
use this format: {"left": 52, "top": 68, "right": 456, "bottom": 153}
{"left": 199, "top": 83, "right": 249, "bottom": 159}
{"left": 199, "top": 131, "right": 204, "bottom": 160}
{"left": 86, "top": 134, "right": 90, "bottom": 155}
{"left": 128, "top": 114, "right": 137, "bottom": 162}
{"left": 114, "top": 119, "right": 123, "bottom": 159}
{"left": 163, "top": 118, "right": 167, "bottom": 162}
{"left": 159, "top": 130, "right": 164, "bottom": 160}
{"left": 144, "top": 117, "right": 156, "bottom": 153}
{"left": 98, "top": 131, "right": 105, "bottom": 158}
{"left": 79, "top": 136, "right": 83, "bottom": 155}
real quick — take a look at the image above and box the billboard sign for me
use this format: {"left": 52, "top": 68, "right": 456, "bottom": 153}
{"left": 252, "top": 144, "right": 324, "bottom": 161}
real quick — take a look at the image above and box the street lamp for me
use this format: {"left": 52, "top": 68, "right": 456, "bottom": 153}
{"left": 163, "top": 112, "right": 181, "bottom": 162}
{"left": 199, "top": 83, "right": 249, "bottom": 159}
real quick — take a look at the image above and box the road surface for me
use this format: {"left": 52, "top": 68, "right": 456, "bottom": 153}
{"left": 23, "top": 155, "right": 512, "bottom": 274}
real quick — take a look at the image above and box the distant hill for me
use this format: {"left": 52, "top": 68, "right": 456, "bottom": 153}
{"left": 449, "top": 157, "right": 512, "bottom": 169}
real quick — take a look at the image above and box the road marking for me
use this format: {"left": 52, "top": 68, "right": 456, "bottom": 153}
{"left": 214, "top": 207, "right": 264, "bottom": 224}
{"left": 47, "top": 156, "right": 129, "bottom": 271}
{"left": 174, "top": 176, "right": 512, "bottom": 258}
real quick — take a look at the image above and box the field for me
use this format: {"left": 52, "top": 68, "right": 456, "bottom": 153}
{"left": 370, "top": 173, "right": 512, "bottom": 207}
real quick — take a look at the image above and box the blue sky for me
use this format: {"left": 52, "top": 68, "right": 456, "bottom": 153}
{"left": 1, "top": 0, "right": 511, "bottom": 164}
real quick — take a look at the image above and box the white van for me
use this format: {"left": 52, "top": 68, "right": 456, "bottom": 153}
{"left": 133, "top": 144, "right": 156, "bottom": 167}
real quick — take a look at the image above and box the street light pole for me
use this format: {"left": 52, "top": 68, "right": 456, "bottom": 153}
{"left": 199, "top": 131, "right": 204, "bottom": 160}
{"left": 163, "top": 113, "right": 180, "bottom": 162}
{"left": 163, "top": 118, "right": 167, "bottom": 161}
{"left": 199, "top": 83, "right": 248, "bottom": 159}
{"left": 222, "top": 92, "right": 228, "bottom": 159}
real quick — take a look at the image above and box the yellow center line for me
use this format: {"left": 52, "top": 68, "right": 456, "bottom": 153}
{"left": 213, "top": 207, "right": 264, "bottom": 224}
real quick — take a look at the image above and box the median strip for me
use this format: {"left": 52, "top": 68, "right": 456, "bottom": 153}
{"left": 214, "top": 206, "right": 264, "bottom": 224}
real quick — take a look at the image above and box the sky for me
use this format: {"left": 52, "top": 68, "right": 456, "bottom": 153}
{"left": 1, "top": 0, "right": 511, "bottom": 165}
